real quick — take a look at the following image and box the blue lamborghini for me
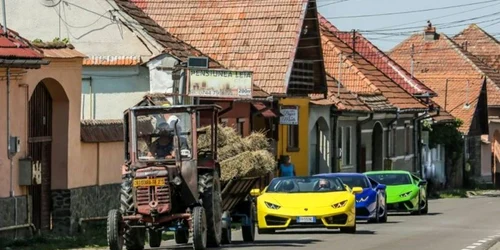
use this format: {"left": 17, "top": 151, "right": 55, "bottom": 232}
{"left": 315, "top": 173, "right": 388, "bottom": 223}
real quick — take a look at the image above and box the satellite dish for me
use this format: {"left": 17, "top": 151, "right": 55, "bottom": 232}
{"left": 39, "top": 0, "right": 61, "bottom": 7}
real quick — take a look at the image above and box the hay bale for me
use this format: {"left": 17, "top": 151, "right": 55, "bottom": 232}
{"left": 220, "top": 150, "right": 276, "bottom": 181}
{"left": 243, "top": 132, "right": 270, "bottom": 151}
{"left": 218, "top": 137, "right": 249, "bottom": 161}
{"left": 198, "top": 125, "right": 229, "bottom": 149}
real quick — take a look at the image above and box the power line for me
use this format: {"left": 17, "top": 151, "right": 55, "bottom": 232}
{"left": 324, "top": 0, "right": 500, "bottom": 19}
{"left": 376, "top": 1, "right": 500, "bottom": 30}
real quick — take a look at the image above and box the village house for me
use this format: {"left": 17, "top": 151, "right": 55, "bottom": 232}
{"left": 452, "top": 24, "right": 500, "bottom": 186}
{"left": 389, "top": 24, "right": 500, "bottom": 186}
{"left": 0, "top": 26, "right": 85, "bottom": 236}
{"left": 130, "top": 0, "right": 330, "bottom": 176}
{"left": 6, "top": 0, "right": 163, "bottom": 120}
{"left": 318, "top": 15, "right": 456, "bottom": 183}
{"left": 318, "top": 17, "right": 428, "bottom": 174}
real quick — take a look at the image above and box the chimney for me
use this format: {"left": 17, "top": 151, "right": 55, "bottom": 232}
{"left": 424, "top": 20, "right": 437, "bottom": 41}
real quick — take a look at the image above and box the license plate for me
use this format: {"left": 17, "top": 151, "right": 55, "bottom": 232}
{"left": 133, "top": 178, "right": 165, "bottom": 187}
{"left": 296, "top": 217, "right": 316, "bottom": 223}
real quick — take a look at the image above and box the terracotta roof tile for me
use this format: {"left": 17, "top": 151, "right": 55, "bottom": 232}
{"left": 453, "top": 24, "right": 500, "bottom": 71}
{"left": 389, "top": 32, "right": 490, "bottom": 133}
{"left": 319, "top": 20, "right": 426, "bottom": 111}
{"left": 130, "top": 0, "right": 310, "bottom": 95}
{"left": 113, "top": 0, "right": 223, "bottom": 68}
{"left": 310, "top": 74, "right": 371, "bottom": 112}
{"left": 83, "top": 55, "right": 140, "bottom": 66}
{"left": 0, "top": 25, "right": 42, "bottom": 59}
{"left": 41, "top": 48, "right": 86, "bottom": 59}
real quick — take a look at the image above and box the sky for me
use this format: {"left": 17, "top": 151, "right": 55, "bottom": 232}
{"left": 318, "top": 0, "right": 500, "bottom": 52}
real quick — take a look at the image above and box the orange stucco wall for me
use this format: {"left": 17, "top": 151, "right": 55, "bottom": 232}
{"left": 0, "top": 58, "right": 83, "bottom": 198}
{"left": 80, "top": 141, "right": 123, "bottom": 187}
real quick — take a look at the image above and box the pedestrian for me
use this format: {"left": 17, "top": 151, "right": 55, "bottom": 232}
{"left": 279, "top": 155, "right": 296, "bottom": 177}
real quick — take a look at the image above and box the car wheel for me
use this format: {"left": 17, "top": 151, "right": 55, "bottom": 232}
{"left": 421, "top": 191, "right": 429, "bottom": 214}
{"left": 340, "top": 223, "right": 356, "bottom": 234}
{"left": 257, "top": 228, "right": 275, "bottom": 234}
{"left": 368, "top": 197, "right": 380, "bottom": 223}
{"left": 379, "top": 197, "right": 388, "bottom": 223}
{"left": 410, "top": 191, "right": 422, "bottom": 215}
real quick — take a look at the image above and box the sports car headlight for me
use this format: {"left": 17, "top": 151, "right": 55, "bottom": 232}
{"left": 332, "top": 200, "right": 348, "bottom": 209}
{"left": 400, "top": 191, "right": 412, "bottom": 197}
{"left": 356, "top": 196, "right": 369, "bottom": 203}
{"left": 264, "top": 201, "right": 281, "bottom": 210}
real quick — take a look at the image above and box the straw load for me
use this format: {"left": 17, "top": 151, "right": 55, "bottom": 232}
{"left": 197, "top": 125, "right": 276, "bottom": 181}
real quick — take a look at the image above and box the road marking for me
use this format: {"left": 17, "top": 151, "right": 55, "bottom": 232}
{"left": 472, "top": 243, "right": 482, "bottom": 246}
{"left": 465, "top": 246, "right": 477, "bottom": 249}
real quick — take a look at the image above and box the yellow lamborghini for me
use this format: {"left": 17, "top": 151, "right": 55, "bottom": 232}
{"left": 250, "top": 176, "right": 363, "bottom": 234}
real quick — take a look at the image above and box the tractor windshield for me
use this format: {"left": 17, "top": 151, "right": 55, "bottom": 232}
{"left": 135, "top": 111, "right": 193, "bottom": 162}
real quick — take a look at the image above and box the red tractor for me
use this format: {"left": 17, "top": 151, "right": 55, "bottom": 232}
{"left": 107, "top": 104, "right": 223, "bottom": 250}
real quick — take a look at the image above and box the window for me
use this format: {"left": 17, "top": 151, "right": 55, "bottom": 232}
{"left": 388, "top": 126, "right": 397, "bottom": 157}
{"left": 220, "top": 118, "right": 228, "bottom": 127}
{"left": 236, "top": 118, "right": 245, "bottom": 136}
{"left": 287, "top": 125, "right": 299, "bottom": 150}
{"left": 337, "top": 126, "right": 343, "bottom": 160}
{"left": 404, "top": 124, "right": 411, "bottom": 155}
{"left": 344, "top": 126, "right": 352, "bottom": 165}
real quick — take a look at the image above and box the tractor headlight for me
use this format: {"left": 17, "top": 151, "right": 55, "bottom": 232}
{"left": 356, "top": 196, "right": 369, "bottom": 203}
{"left": 400, "top": 191, "right": 412, "bottom": 197}
{"left": 264, "top": 201, "right": 281, "bottom": 210}
{"left": 332, "top": 200, "right": 348, "bottom": 209}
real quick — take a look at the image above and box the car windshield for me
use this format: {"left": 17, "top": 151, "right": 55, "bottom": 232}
{"left": 367, "top": 173, "right": 412, "bottom": 185}
{"left": 135, "top": 111, "right": 193, "bottom": 162}
{"left": 337, "top": 175, "right": 370, "bottom": 188}
{"left": 266, "top": 176, "right": 346, "bottom": 193}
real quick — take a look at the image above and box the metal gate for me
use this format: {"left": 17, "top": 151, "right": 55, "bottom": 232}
{"left": 28, "top": 82, "right": 52, "bottom": 232}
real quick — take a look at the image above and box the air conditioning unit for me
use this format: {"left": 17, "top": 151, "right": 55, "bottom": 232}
{"left": 187, "top": 57, "right": 209, "bottom": 69}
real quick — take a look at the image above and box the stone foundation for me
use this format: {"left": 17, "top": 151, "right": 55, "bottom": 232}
{"left": 0, "top": 195, "right": 29, "bottom": 239}
{"left": 1, "top": 184, "right": 121, "bottom": 237}
{"left": 68, "top": 183, "right": 120, "bottom": 234}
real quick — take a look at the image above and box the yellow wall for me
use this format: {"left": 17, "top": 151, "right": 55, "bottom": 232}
{"left": 277, "top": 97, "right": 310, "bottom": 176}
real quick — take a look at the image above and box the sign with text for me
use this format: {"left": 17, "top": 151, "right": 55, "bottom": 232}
{"left": 280, "top": 106, "right": 299, "bottom": 125}
{"left": 188, "top": 69, "right": 253, "bottom": 98}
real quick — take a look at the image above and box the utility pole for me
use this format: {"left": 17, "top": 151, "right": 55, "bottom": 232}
{"left": 2, "top": 0, "right": 7, "bottom": 34}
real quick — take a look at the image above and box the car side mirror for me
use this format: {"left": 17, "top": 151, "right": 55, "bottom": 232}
{"left": 418, "top": 180, "right": 427, "bottom": 186}
{"left": 352, "top": 187, "right": 363, "bottom": 194}
{"left": 376, "top": 184, "right": 386, "bottom": 190}
{"left": 250, "top": 188, "right": 261, "bottom": 197}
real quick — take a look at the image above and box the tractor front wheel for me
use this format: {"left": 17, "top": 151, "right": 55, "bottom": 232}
{"left": 241, "top": 201, "right": 256, "bottom": 242}
{"left": 192, "top": 206, "right": 208, "bottom": 250}
{"left": 148, "top": 229, "right": 162, "bottom": 248}
{"left": 107, "top": 209, "right": 124, "bottom": 250}
{"left": 199, "top": 172, "right": 222, "bottom": 247}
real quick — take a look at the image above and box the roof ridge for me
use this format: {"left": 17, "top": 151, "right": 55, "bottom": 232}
{"left": 323, "top": 27, "right": 424, "bottom": 106}
{"left": 346, "top": 31, "right": 435, "bottom": 96}
{"left": 444, "top": 34, "right": 500, "bottom": 86}
{"left": 454, "top": 23, "right": 500, "bottom": 46}
{"left": 113, "top": 0, "right": 225, "bottom": 69}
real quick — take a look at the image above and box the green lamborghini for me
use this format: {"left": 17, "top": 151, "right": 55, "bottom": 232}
{"left": 364, "top": 170, "right": 428, "bottom": 215}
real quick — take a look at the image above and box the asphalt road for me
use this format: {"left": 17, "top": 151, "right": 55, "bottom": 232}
{"left": 155, "top": 196, "right": 500, "bottom": 250}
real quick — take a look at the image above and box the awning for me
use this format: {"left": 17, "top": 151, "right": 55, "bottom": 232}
{"left": 252, "top": 102, "right": 278, "bottom": 118}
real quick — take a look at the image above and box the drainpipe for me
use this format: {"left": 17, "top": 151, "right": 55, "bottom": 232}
{"left": 413, "top": 110, "right": 430, "bottom": 178}
{"left": 357, "top": 113, "right": 373, "bottom": 172}
{"left": 331, "top": 114, "right": 338, "bottom": 173}
{"left": 386, "top": 109, "right": 400, "bottom": 159}
{"left": 82, "top": 77, "right": 93, "bottom": 119}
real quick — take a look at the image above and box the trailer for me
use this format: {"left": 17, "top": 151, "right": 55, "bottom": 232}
{"left": 219, "top": 176, "right": 263, "bottom": 244}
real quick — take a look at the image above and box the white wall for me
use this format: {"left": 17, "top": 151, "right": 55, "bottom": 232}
{"left": 6, "top": 0, "right": 158, "bottom": 58}
{"left": 81, "top": 66, "right": 150, "bottom": 120}
{"left": 308, "top": 105, "right": 331, "bottom": 175}
{"left": 338, "top": 118, "right": 357, "bottom": 172}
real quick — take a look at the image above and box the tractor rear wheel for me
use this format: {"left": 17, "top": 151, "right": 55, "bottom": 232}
{"left": 192, "top": 206, "right": 208, "bottom": 250}
{"left": 199, "top": 172, "right": 222, "bottom": 247}
{"left": 120, "top": 176, "right": 146, "bottom": 250}
{"left": 107, "top": 209, "right": 124, "bottom": 250}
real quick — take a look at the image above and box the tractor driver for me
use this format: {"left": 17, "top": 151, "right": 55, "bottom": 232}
{"left": 147, "top": 122, "right": 175, "bottom": 159}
